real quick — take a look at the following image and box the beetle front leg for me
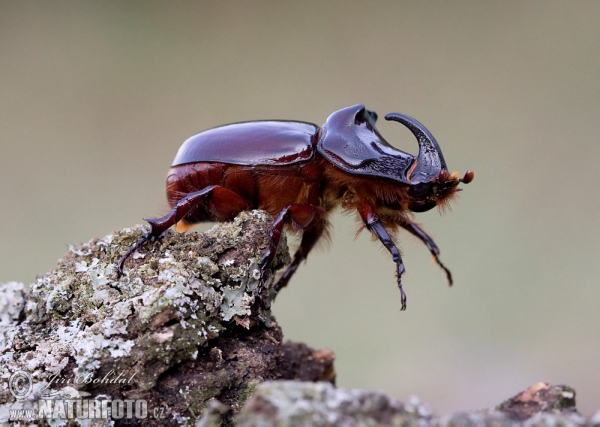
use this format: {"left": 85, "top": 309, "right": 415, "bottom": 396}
{"left": 401, "top": 220, "right": 453, "bottom": 286}
{"left": 118, "top": 185, "right": 249, "bottom": 276}
{"left": 258, "top": 204, "right": 317, "bottom": 308}
{"left": 358, "top": 202, "right": 407, "bottom": 310}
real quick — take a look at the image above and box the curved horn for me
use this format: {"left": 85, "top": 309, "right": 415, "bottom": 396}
{"left": 385, "top": 112, "right": 448, "bottom": 184}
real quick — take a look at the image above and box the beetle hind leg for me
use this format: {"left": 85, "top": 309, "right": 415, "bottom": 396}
{"left": 116, "top": 231, "right": 155, "bottom": 279}
{"left": 117, "top": 185, "right": 251, "bottom": 277}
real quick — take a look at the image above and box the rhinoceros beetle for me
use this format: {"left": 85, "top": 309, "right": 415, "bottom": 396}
{"left": 118, "top": 104, "right": 473, "bottom": 310}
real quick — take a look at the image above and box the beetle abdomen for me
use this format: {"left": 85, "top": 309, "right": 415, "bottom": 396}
{"left": 172, "top": 121, "right": 319, "bottom": 167}
{"left": 166, "top": 163, "right": 255, "bottom": 223}
{"left": 166, "top": 158, "right": 325, "bottom": 227}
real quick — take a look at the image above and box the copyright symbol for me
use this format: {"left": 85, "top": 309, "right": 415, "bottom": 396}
{"left": 9, "top": 371, "right": 33, "bottom": 399}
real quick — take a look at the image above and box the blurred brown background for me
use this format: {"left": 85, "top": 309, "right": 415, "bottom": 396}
{"left": 1, "top": 1, "right": 599, "bottom": 415}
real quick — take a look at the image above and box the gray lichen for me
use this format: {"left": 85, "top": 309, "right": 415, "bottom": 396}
{"left": 0, "top": 282, "right": 25, "bottom": 326}
{"left": 236, "top": 381, "right": 426, "bottom": 427}
{"left": 0, "top": 210, "right": 291, "bottom": 424}
{"left": 235, "top": 381, "right": 595, "bottom": 427}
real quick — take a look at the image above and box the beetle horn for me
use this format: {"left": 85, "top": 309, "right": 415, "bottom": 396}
{"left": 384, "top": 112, "right": 448, "bottom": 184}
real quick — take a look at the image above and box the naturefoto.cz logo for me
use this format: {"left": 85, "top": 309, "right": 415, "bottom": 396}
{"left": 7, "top": 371, "right": 165, "bottom": 422}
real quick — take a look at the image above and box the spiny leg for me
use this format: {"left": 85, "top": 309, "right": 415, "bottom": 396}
{"left": 358, "top": 201, "right": 407, "bottom": 310}
{"left": 274, "top": 224, "right": 325, "bottom": 293}
{"left": 400, "top": 220, "right": 452, "bottom": 286}
{"left": 117, "top": 185, "right": 250, "bottom": 276}
{"left": 258, "top": 204, "right": 317, "bottom": 307}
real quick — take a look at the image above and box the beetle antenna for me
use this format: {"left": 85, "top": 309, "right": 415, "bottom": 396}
{"left": 460, "top": 170, "right": 474, "bottom": 184}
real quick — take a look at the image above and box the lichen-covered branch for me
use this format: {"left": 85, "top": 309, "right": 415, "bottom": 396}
{"left": 0, "top": 211, "right": 334, "bottom": 426}
{"left": 235, "top": 381, "right": 593, "bottom": 427}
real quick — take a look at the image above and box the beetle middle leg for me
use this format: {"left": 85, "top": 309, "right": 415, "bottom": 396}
{"left": 274, "top": 224, "right": 325, "bottom": 293}
{"left": 117, "top": 185, "right": 250, "bottom": 276}
{"left": 357, "top": 201, "right": 407, "bottom": 310}
{"left": 400, "top": 220, "right": 453, "bottom": 286}
{"left": 258, "top": 204, "right": 319, "bottom": 307}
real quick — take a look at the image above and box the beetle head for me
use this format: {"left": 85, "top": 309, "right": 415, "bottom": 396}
{"left": 404, "top": 169, "right": 474, "bottom": 212}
